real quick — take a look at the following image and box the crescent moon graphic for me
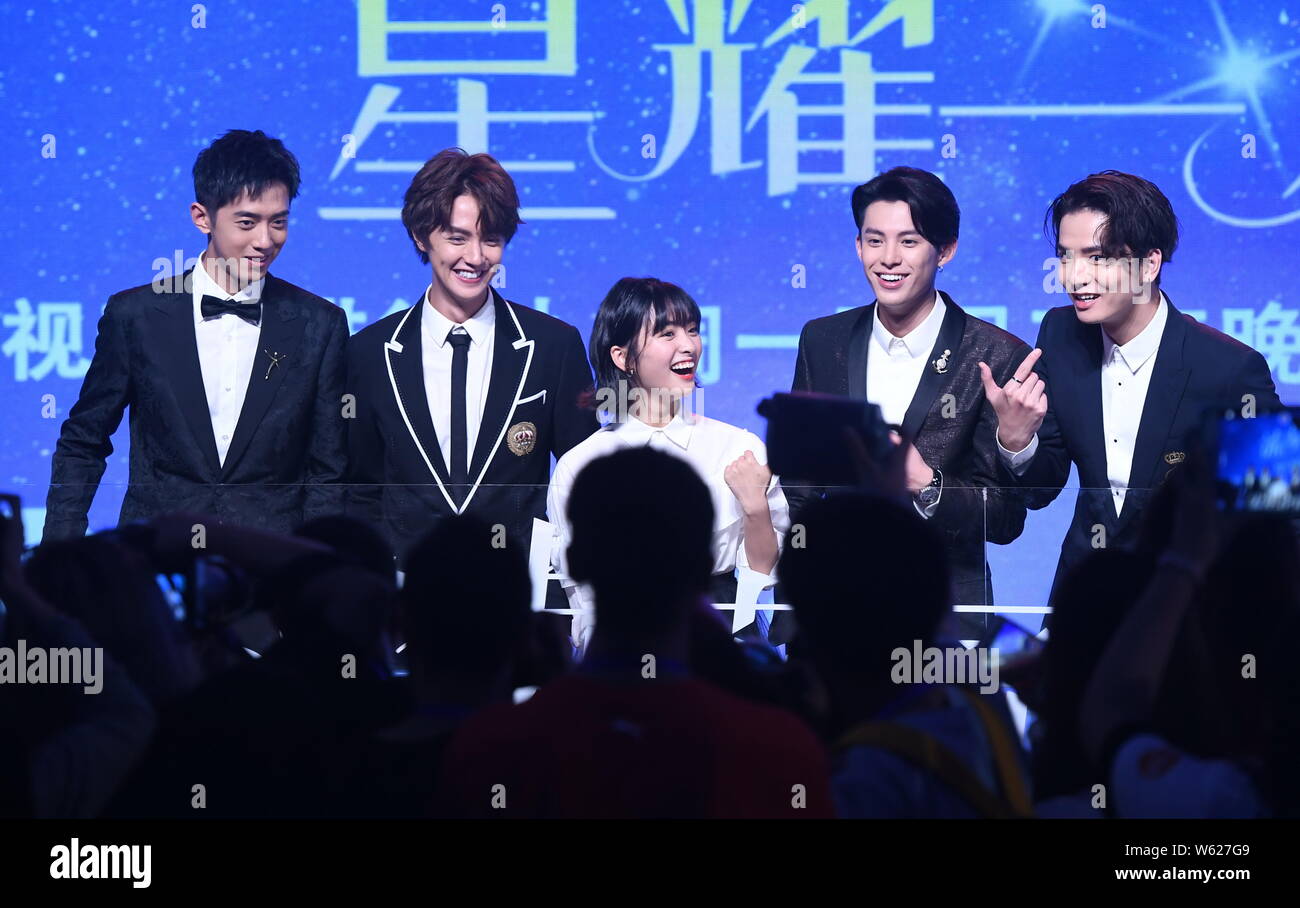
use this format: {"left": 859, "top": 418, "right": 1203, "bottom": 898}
{"left": 1183, "top": 125, "right": 1300, "bottom": 228}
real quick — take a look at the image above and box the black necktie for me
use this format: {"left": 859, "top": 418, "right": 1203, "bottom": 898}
{"left": 448, "top": 329, "right": 472, "bottom": 493}
{"left": 200, "top": 295, "right": 261, "bottom": 326}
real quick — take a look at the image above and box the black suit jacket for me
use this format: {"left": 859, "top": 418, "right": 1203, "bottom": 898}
{"left": 344, "top": 287, "right": 598, "bottom": 560}
{"left": 1009, "top": 297, "right": 1281, "bottom": 595}
{"left": 792, "top": 292, "right": 1033, "bottom": 607}
{"left": 44, "top": 272, "right": 350, "bottom": 539}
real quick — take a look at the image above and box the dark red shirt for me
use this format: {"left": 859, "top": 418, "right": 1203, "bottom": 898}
{"left": 436, "top": 675, "right": 835, "bottom": 818}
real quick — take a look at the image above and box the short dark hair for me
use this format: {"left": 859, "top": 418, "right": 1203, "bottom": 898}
{"left": 779, "top": 492, "right": 950, "bottom": 687}
{"left": 401, "top": 515, "right": 532, "bottom": 679}
{"left": 566, "top": 447, "right": 714, "bottom": 639}
{"left": 259, "top": 553, "right": 393, "bottom": 655}
{"left": 192, "top": 129, "right": 300, "bottom": 213}
{"left": 1045, "top": 170, "right": 1179, "bottom": 279}
{"left": 294, "top": 515, "right": 396, "bottom": 585}
{"left": 850, "top": 166, "right": 960, "bottom": 251}
{"left": 1032, "top": 548, "right": 1151, "bottom": 800}
{"left": 589, "top": 277, "right": 702, "bottom": 409}
{"left": 401, "top": 147, "right": 523, "bottom": 264}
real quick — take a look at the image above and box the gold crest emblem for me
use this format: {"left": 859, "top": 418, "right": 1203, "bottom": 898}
{"left": 1164, "top": 451, "right": 1186, "bottom": 465}
{"left": 507, "top": 421, "right": 537, "bottom": 456}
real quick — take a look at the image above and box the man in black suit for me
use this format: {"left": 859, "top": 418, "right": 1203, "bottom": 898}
{"left": 791, "top": 167, "right": 1032, "bottom": 622}
{"left": 345, "top": 149, "right": 597, "bottom": 561}
{"left": 983, "top": 170, "right": 1281, "bottom": 599}
{"left": 44, "top": 130, "right": 349, "bottom": 540}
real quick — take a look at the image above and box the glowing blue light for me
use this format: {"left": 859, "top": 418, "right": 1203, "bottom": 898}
{"left": 1217, "top": 49, "right": 1268, "bottom": 91}
{"left": 1035, "top": 0, "right": 1088, "bottom": 17}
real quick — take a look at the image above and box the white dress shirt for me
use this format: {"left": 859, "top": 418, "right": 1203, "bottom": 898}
{"left": 866, "top": 291, "right": 946, "bottom": 518}
{"left": 547, "top": 411, "right": 790, "bottom": 644}
{"left": 999, "top": 294, "right": 1169, "bottom": 517}
{"left": 867, "top": 291, "right": 946, "bottom": 426}
{"left": 191, "top": 254, "right": 263, "bottom": 467}
{"left": 1099, "top": 296, "right": 1167, "bottom": 513}
{"left": 420, "top": 287, "right": 495, "bottom": 471}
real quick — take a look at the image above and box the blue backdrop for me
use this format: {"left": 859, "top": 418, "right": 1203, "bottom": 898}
{"left": 3, "top": 0, "right": 1297, "bottom": 609}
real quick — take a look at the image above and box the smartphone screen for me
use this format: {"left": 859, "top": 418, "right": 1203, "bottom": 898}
{"left": 983, "top": 616, "right": 1045, "bottom": 669}
{"left": 1214, "top": 408, "right": 1300, "bottom": 514}
{"left": 156, "top": 572, "right": 188, "bottom": 622}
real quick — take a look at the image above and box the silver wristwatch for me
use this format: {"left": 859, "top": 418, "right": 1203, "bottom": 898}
{"left": 916, "top": 469, "right": 942, "bottom": 507}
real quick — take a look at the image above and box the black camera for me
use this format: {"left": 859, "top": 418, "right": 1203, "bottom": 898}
{"left": 758, "top": 392, "right": 895, "bottom": 487}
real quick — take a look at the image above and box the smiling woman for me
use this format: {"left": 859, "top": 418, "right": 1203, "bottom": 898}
{"left": 547, "top": 276, "right": 790, "bottom": 653}
{"left": 590, "top": 276, "right": 704, "bottom": 425}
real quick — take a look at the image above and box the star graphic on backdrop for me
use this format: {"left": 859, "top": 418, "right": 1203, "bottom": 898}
{"left": 1017, "top": 0, "right": 1170, "bottom": 83}
{"left": 1149, "top": 1, "right": 1300, "bottom": 180}
{"left": 1016, "top": 0, "right": 1297, "bottom": 187}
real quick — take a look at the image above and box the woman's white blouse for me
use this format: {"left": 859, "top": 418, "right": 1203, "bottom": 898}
{"left": 547, "top": 411, "right": 790, "bottom": 621}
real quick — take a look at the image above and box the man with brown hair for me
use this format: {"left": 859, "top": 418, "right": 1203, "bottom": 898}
{"left": 344, "top": 148, "right": 597, "bottom": 560}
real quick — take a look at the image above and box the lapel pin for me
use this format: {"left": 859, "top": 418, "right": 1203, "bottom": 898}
{"left": 263, "top": 349, "right": 285, "bottom": 380}
{"left": 932, "top": 349, "right": 951, "bottom": 374}
{"left": 1164, "top": 451, "right": 1186, "bottom": 465}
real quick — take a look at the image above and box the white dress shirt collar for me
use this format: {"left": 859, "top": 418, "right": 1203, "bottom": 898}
{"left": 615, "top": 408, "right": 696, "bottom": 451}
{"left": 871, "top": 291, "right": 946, "bottom": 359}
{"left": 422, "top": 286, "right": 495, "bottom": 348}
{"left": 192, "top": 252, "right": 265, "bottom": 304}
{"left": 1102, "top": 293, "right": 1168, "bottom": 374}
{"left": 189, "top": 253, "right": 263, "bottom": 469}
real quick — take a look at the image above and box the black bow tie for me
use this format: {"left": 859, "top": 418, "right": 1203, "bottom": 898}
{"left": 201, "top": 295, "right": 262, "bottom": 326}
